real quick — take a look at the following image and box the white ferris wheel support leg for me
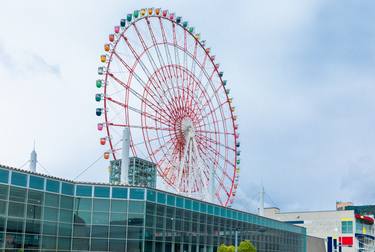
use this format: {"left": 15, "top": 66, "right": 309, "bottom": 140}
{"left": 188, "top": 137, "right": 194, "bottom": 197}
{"left": 121, "top": 127, "right": 130, "bottom": 185}
{"left": 192, "top": 137, "right": 210, "bottom": 201}
{"left": 177, "top": 135, "right": 190, "bottom": 192}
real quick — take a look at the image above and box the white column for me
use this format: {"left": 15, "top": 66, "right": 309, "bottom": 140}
{"left": 30, "top": 148, "right": 37, "bottom": 172}
{"left": 121, "top": 127, "right": 130, "bottom": 185}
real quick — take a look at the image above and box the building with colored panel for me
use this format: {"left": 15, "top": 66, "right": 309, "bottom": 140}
{"left": 264, "top": 207, "right": 375, "bottom": 252}
{"left": 0, "top": 165, "right": 306, "bottom": 251}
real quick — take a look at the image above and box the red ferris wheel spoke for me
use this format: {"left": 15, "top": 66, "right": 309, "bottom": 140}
{"left": 108, "top": 123, "right": 172, "bottom": 131}
{"left": 196, "top": 134, "right": 236, "bottom": 152}
{"left": 195, "top": 129, "right": 234, "bottom": 136}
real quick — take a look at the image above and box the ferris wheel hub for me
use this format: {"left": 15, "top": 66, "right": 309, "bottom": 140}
{"left": 181, "top": 118, "right": 195, "bottom": 138}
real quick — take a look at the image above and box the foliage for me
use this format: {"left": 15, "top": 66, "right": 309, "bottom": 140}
{"left": 238, "top": 240, "right": 257, "bottom": 252}
{"left": 217, "top": 244, "right": 228, "bottom": 252}
{"left": 227, "top": 245, "right": 235, "bottom": 252}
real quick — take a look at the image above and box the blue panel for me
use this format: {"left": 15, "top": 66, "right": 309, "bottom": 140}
{"left": 76, "top": 185, "right": 92, "bottom": 197}
{"left": 185, "top": 199, "right": 192, "bottom": 210}
{"left": 167, "top": 195, "right": 175, "bottom": 206}
{"left": 176, "top": 197, "right": 183, "bottom": 208}
{"left": 0, "top": 169, "right": 9, "bottom": 183}
{"left": 207, "top": 205, "right": 213, "bottom": 214}
{"left": 11, "top": 172, "right": 27, "bottom": 187}
{"left": 193, "top": 201, "right": 199, "bottom": 211}
{"left": 200, "top": 203, "right": 207, "bottom": 213}
{"left": 157, "top": 192, "right": 166, "bottom": 204}
{"left": 146, "top": 189, "right": 156, "bottom": 202}
{"left": 29, "top": 175, "right": 44, "bottom": 190}
{"left": 94, "top": 186, "right": 110, "bottom": 198}
{"left": 129, "top": 188, "right": 144, "bottom": 200}
{"left": 327, "top": 237, "right": 332, "bottom": 252}
{"left": 285, "top": 220, "right": 305, "bottom": 225}
{"left": 46, "top": 179, "right": 60, "bottom": 193}
{"left": 112, "top": 187, "right": 128, "bottom": 199}
{"left": 61, "top": 182, "right": 74, "bottom": 195}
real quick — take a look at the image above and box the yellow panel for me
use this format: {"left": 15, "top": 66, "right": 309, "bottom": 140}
{"left": 363, "top": 227, "right": 367, "bottom": 234}
{"left": 341, "top": 218, "right": 353, "bottom": 221}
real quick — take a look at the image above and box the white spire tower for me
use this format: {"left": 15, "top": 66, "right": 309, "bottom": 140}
{"left": 30, "top": 141, "right": 37, "bottom": 172}
{"left": 259, "top": 185, "right": 265, "bottom": 216}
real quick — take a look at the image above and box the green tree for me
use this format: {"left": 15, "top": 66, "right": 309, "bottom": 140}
{"left": 227, "top": 245, "right": 235, "bottom": 252}
{"left": 238, "top": 240, "right": 257, "bottom": 252}
{"left": 217, "top": 244, "right": 228, "bottom": 252}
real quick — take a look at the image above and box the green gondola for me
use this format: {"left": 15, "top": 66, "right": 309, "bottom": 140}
{"left": 176, "top": 16, "right": 182, "bottom": 23}
{"left": 95, "top": 94, "right": 102, "bottom": 102}
{"left": 96, "top": 80, "right": 102, "bottom": 88}
{"left": 182, "top": 21, "right": 188, "bottom": 28}
{"left": 96, "top": 108, "right": 103, "bottom": 116}
{"left": 134, "top": 10, "right": 139, "bottom": 18}
{"left": 223, "top": 80, "right": 227, "bottom": 86}
{"left": 120, "top": 19, "right": 126, "bottom": 27}
{"left": 188, "top": 27, "right": 194, "bottom": 33}
{"left": 127, "top": 14, "right": 132, "bottom": 22}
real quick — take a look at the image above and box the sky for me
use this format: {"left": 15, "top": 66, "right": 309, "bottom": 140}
{"left": 0, "top": 0, "right": 374, "bottom": 213}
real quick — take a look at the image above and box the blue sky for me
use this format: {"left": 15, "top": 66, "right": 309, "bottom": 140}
{"left": 0, "top": 0, "right": 374, "bottom": 213}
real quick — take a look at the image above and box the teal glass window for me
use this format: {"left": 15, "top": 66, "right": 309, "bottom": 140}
{"left": 214, "top": 206, "right": 220, "bottom": 216}
{"left": 9, "top": 187, "right": 26, "bottom": 202}
{"left": 167, "top": 195, "right": 175, "bottom": 206}
{"left": 111, "top": 200, "right": 127, "bottom": 212}
{"left": 60, "top": 195, "right": 74, "bottom": 209}
{"left": 193, "top": 201, "right": 199, "bottom": 211}
{"left": 0, "top": 169, "right": 9, "bottom": 183}
{"left": 342, "top": 221, "right": 353, "bottom": 234}
{"left": 46, "top": 179, "right": 60, "bottom": 193}
{"left": 129, "top": 188, "right": 144, "bottom": 200}
{"left": 94, "top": 186, "right": 110, "bottom": 198}
{"left": 11, "top": 172, "right": 27, "bottom": 187}
{"left": 176, "top": 197, "right": 183, "bottom": 208}
{"left": 129, "top": 201, "right": 145, "bottom": 213}
{"left": 29, "top": 175, "right": 44, "bottom": 190}
{"left": 28, "top": 190, "right": 44, "bottom": 205}
{"left": 185, "top": 199, "right": 192, "bottom": 210}
{"left": 92, "top": 212, "right": 109, "bottom": 225}
{"left": 75, "top": 198, "right": 92, "bottom": 211}
{"left": 62, "top": 183, "right": 74, "bottom": 195}
{"left": 76, "top": 185, "right": 92, "bottom": 197}
{"left": 93, "top": 199, "right": 110, "bottom": 212}
{"left": 157, "top": 192, "right": 166, "bottom": 204}
{"left": 200, "top": 202, "right": 207, "bottom": 213}
{"left": 147, "top": 190, "right": 156, "bottom": 202}
{"left": 45, "top": 193, "right": 59, "bottom": 207}
{"left": 112, "top": 187, "right": 127, "bottom": 199}
{"left": 207, "top": 205, "right": 213, "bottom": 214}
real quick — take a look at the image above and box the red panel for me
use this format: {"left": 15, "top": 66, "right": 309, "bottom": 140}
{"left": 339, "top": 236, "right": 353, "bottom": 246}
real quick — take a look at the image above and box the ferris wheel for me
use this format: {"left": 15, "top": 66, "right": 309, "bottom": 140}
{"left": 95, "top": 8, "right": 240, "bottom": 207}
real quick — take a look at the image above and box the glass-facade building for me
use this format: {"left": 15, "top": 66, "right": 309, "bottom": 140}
{"left": 0, "top": 165, "right": 306, "bottom": 251}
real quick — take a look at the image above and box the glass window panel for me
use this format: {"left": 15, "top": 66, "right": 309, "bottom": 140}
{"left": 109, "top": 225, "right": 126, "bottom": 238}
{"left": 46, "top": 179, "right": 60, "bottom": 193}
{"left": 127, "top": 239, "right": 143, "bottom": 252}
{"left": 110, "top": 212, "right": 127, "bottom": 225}
{"left": 93, "top": 199, "right": 110, "bottom": 212}
{"left": 193, "top": 201, "right": 199, "bottom": 211}
{"left": 75, "top": 197, "right": 92, "bottom": 211}
{"left": 72, "top": 237, "right": 89, "bottom": 250}
{"left": 109, "top": 239, "right": 126, "bottom": 251}
{"left": 44, "top": 206, "right": 58, "bottom": 221}
{"left": 129, "top": 201, "right": 145, "bottom": 213}
{"left": 24, "top": 233, "right": 40, "bottom": 248}
{"left": 200, "top": 202, "right": 207, "bottom": 213}
{"left": 111, "top": 199, "right": 127, "bottom": 212}
{"left": 58, "top": 237, "right": 71, "bottom": 250}
{"left": 42, "top": 235, "right": 56, "bottom": 249}
{"left": 94, "top": 186, "right": 110, "bottom": 198}
{"left": 74, "top": 211, "right": 92, "bottom": 225}
{"left": 76, "top": 185, "right": 92, "bottom": 197}
{"left": 0, "top": 216, "right": 5, "bottom": 232}
{"left": 112, "top": 187, "right": 128, "bottom": 199}
{"left": 59, "top": 209, "right": 73, "bottom": 223}
{"left": 25, "top": 219, "right": 42, "bottom": 235}
{"left": 61, "top": 182, "right": 74, "bottom": 196}
{"left": 91, "top": 225, "right": 109, "bottom": 238}
{"left": 157, "top": 192, "right": 166, "bottom": 204}
{"left": 91, "top": 238, "right": 108, "bottom": 251}
{"left": 185, "top": 199, "right": 192, "bottom": 210}
{"left": 60, "top": 195, "right": 74, "bottom": 209}
{"left": 5, "top": 232, "right": 23, "bottom": 248}
{"left": 208, "top": 205, "right": 213, "bottom": 214}
{"left": 29, "top": 175, "right": 44, "bottom": 190}
{"left": 167, "top": 195, "right": 175, "bottom": 206}
{"left": 73, "top": 224, "right": 91, "bottom": 237}
{"left": 128, "top": 213, "right": 144, "bottom": 226}
{"left": 176, "top": 197, "right": 183, "bottom": 208}
{"left": 9, "top": 187, "right": 26, "bottom": 202}
{"left": 43, "top": 221, "right": 57, "bottom": 235}
{"left": 130, "top": 188, "right": 145, "bottom": 200}
{"left": 0, "top": 200, "right": 6, "bottom": 215}
{"left": 11, "top": 172, "right": 27, "bottom": 187}
{"left": 44, "top": 193, "right": 59, "bottom": 207}
{"left": 0, "top": 169, "right": 9, "bottom": 184}
{"left": 8, "top": 202, "right": 25, "bottom": 218}
{"left": 59, "top": 222, "right": 72, "bottom": 236}
{"left": 7, "top": 218, "right": 24, "bottom": 233}
{"left": 27, "top": 204, "right": 42, "bottom": 219}
{"left": 0, "top": 184, "right": 8, "bottom": 200}
{"left": 147, "top": 189, "right": 156, "bottom": 202}
{"left": 28, "top": 190, "right": 44, "bottom": 205}
{"left": 92, "top": 212, "right": 109, "bottom": 225}
{"left": 128, "top": 226, "right": 144, "bottom": 239}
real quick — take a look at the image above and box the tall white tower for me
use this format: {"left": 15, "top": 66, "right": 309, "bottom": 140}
{"left": 30, "top": 143, "right": 37, "bottom": 172}
{"left": 259, "top": 186, "right": 265, "bottom": 216}
{"left": 121, "top": 127, "right": 130, "bottom": 185}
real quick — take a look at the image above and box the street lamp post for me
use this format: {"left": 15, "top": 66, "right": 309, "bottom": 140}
{"left": 235, "top": 229, "right": 239, "bottom": 252}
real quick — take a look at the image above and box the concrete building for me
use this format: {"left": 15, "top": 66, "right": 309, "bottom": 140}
{"left": 264, "top": 207, "right": 374, "bottom": 252}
